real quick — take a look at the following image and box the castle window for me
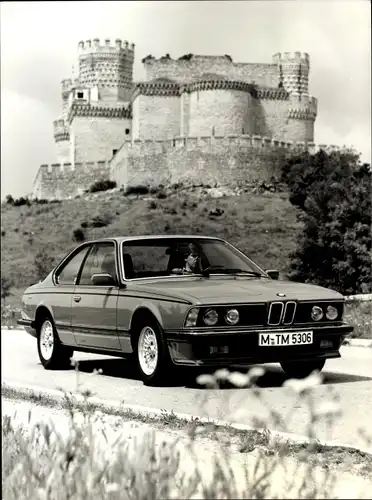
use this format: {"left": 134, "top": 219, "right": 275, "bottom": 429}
{"left": 125, "top": 128, "right": 130, "bottom": 135}
{"left": 77, "top": 91, "right": 84, "bottom": 99}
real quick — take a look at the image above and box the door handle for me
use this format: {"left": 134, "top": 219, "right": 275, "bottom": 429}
{"left": 73, "top": 295, "right": 81, "bottom": 303}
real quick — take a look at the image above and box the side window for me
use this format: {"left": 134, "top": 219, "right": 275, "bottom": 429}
{"left": 122, "top": 245, "right": 171, "bottom": 278}
{"left": 78, "top": 243, "right": 116, "bottom": 286}
{"left": 55, "top": 246, "right": 91, "bottom": 285}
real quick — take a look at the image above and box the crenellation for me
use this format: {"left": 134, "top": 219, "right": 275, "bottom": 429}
{"left": 33, "top": 38, "right": 327, "bottom": 199}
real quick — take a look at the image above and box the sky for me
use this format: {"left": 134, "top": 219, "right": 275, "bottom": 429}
{"left": 1, "top": 0, "right": 371, "bottom": 199}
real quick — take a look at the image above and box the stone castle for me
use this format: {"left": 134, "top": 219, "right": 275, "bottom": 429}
{"left": 33, "top": 38, "right": 320, "bottom": 199}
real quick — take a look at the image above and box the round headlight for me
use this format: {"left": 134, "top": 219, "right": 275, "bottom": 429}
{"left": 225, "top": 308, "right": 240, "bottom": 325}
{"left": 326, "top": 305, "right": 338, "bottom": 320}
{"left": 203, "top": 309, "right": 219, "bottom": 326}
{"left": 311, "top": 305, "right": 324, "bottom": 321}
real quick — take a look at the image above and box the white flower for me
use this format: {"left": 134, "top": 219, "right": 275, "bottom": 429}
{"left": 228, "top": 371, "right": 250, "bottom": 387}
{"left": 283, "top": 371, "right": 323, "bottom": 394}
{"left": 248, "top": 366, "right": 265, "bottom": 380}
{"left": 214, "top": 368, "right": 230, "bottom": 380}
{"left": 106, "top": 483, "right": 120, "bottom": 493}
{"left": 196, "top": 374, "right": 216, "bottom": 386}
{"left": 314, "top": 401, "right": 342, "bottom": 418}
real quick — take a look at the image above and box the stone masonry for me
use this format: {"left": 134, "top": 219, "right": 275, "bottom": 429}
{"left": 33, "top": 40, "right": 321, "bottom": 199}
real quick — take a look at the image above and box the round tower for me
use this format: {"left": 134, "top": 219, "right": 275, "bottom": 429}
{"left": 53, "top": 119, "right": 70, "bottom": 163}
{"left": 77, "top": 38, "right": 135, "bottom": 103}
{"left": 272, "top": 52, "right": 309, "bottom": 95}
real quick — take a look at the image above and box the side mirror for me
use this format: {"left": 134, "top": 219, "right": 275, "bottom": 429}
{"left": 91, "top": 273, "right": 116, "bottom": 286}
{"left": 265, "top": 269, "right": 280, "bottom": 280}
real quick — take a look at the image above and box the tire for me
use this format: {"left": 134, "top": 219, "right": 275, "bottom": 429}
{"left": 134, "top": 318, "right": 172, "bottom": 386}
{"left": 280, "top": 359, "right": 326, "bottom": 379}
{"left": 37, "top": 315, "right": 73, "bottom": 370}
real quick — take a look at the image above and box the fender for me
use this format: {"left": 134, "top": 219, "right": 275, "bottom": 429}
{"left": 129, "top": 301, "right": 164, "bottom": 331}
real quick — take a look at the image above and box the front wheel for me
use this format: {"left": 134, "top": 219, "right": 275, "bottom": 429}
{"left": 37, "top": 316, "right": 73, "bottom": 370}
{"left": 280, "top": 359, "right": 326, "bottom": 379}
{"left": 135, "top": 320, "right": 172, "bottom": 386}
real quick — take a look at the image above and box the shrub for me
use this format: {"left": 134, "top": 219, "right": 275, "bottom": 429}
{"left": 281, "top": 149, "right": 372, "bottom": 295}
{"left": 157, "top": 191, "right": 167, "bottom": 199}
{"left": 13, "top": 196, "right": 31, "bottom": 207}
{"left": 178, "top": 53, "right": 193, "bottom": 61}
{"left": 148, "top": 200, "right": 158, "bottom": 210}
{"left": 1, "top": 276, "right": 13, "bottom": 305}
{"left": 1, "top": 304, "right": 20, "bottom": 328}
{"left": 5, "top": 194, "right": 14, "bottom": 205}
{"left": 125, "top": 185, "right": 149, "bottom": 196}
{"left": 73, "top": 228, "right": 85, "bottom": 242}
{"left": 34, "top": 249, "right": 58, "bottom": 281}
{"left": 89, "top": 179, "right": 117, "bottom": 193}
{"left": 90, "top": 213, "right": 112, "bottom": 228}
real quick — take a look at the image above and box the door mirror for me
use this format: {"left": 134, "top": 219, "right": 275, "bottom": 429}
{"left": 265, "top": 269, "right": 279, "bottom": 280}
{"left": 91, "top": 273, "right": 116, "bottom": 286}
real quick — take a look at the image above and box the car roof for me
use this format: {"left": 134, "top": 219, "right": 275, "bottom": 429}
{"left": 85, "top": 235, "right": 224, "bottom": 245}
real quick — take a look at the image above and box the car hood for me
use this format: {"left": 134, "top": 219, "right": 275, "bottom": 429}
{"left": 130, "top": 277, "right": 344, "bottom": 304}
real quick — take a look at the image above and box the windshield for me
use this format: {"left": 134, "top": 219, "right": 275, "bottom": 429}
{"left": 121, "top": 238, "right": 266, "bottom": 280}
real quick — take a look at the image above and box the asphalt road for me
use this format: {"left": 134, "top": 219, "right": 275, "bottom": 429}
{"left": 2, "top": 329, "right": 372, "bottom": 449}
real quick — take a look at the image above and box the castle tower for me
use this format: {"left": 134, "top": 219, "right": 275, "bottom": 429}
{"left": 272, "top": 52, "right": 309, "bottom": 96}
{"left": 77, "top": 38, "right": 135, "bottom": 103}
{"left": 272, "top": 52, "right": 316, "bottom": 143}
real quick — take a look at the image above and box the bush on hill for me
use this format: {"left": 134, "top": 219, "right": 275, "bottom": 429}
{"left": 34, "top": 249, "right": 58, "bottom": 282}
{"left": 281, "top": 148, "right": 372, "bottom": 295}
{"left": 88, "top": 179, "right": 117, "bottom": 193}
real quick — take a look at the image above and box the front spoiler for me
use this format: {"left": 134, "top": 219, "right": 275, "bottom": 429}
{"left": 165, "top": 323, "right": 353, "bottom": 367}
{"left": 17, "top": 318, "right": 37, "bottom": 338}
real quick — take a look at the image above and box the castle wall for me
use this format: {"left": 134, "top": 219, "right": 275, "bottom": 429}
{"left": 55, "top": 139, "right": 71, "bottom": 164}
{"left": 33, "top": 161, "right": 111, "bottom": 200}
{"left": 181, "top": 93, "right": 191, "bottom": 136}
{"left": 144, "top": 56, "right": 279, "bottom": 86}
{"left": 188, "top": 89, "right": 253, "bottom": 136}
{"left": 252, "top": 98, "right": 289, "bottom": 139}
{"left": 70, "top": 116, "right": 131, "bottom": 163}
{"left": 111, "top": 136, "right": 296, "bottom": 191}
{"left": 134, "top": 95, "right": 181, "bottom": 140}
{"left": 285, "top": 118, "right": 314, "bottom": 143}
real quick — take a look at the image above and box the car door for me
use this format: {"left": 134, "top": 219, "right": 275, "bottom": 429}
{"left": 71, "top": 241, "right": 121, "bottom": 351}
{"left": 53, "top": 244, "right": 92, "bottom": 346}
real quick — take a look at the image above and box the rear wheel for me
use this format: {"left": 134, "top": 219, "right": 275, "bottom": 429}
{"left": 37, "top": 316, "right": 73, "bottom": 370}
{"left": 280, "top": 359, "right": 326, "bottom": 379}
{"left": 134, "top": 318, "right": 172, "bottom": 386}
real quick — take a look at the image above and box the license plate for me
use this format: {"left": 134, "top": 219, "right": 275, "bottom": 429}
{"left": 259, "top": 331, "right": 313, "bottom": 347}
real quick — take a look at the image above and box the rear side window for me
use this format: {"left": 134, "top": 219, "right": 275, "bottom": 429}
{"left": 79, "top": 242, "right": 116, "bottom": 286}
{"left": 55, "top": 246, "right": 91, "bottom": 285}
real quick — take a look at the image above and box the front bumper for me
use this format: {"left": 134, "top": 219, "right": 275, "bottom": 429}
{"left": 166, "top": 324, "right": 354, "bottom": 367}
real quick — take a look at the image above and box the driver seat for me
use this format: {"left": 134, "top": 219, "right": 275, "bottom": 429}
{"left": 101, "top": 253, "right": 116, "bottom": 278}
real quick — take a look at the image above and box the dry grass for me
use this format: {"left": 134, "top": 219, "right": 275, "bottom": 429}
{"left": 1, "top": 188, "right": 301, "bottom": 294}
{"left": 3, "top": 365, "right": 372, "bottom": 500}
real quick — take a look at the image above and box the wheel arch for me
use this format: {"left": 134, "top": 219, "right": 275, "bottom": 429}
{"left": 34, "top": 304, "right": 54, "bottom": 333}
{"left": 129, "top": 305, "right": 163, "bottom": 351}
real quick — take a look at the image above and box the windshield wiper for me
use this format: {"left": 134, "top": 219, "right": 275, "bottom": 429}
{"left": 202, "top": 266, "right": 264, "bottom": 277}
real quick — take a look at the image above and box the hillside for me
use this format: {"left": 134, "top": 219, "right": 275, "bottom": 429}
{"left": 1, "top": 185, "right": 302, "bottom": 305}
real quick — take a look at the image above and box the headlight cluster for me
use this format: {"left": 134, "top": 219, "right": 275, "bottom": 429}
{"left": 311, "top": 304, "right": 339, "bottom": 322}
{"left": 184, "top": 307, "right": 240, "bottom": 327}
